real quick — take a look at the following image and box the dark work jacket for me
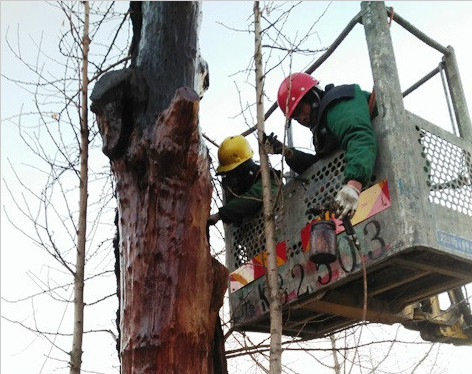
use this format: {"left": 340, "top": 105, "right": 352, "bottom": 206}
{"left": 219, "top": 164, "right": 280, "bottom": 226}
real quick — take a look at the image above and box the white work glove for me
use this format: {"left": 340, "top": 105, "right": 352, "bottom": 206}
{"left": 335, "top": 184, "right": 361, "bottom": 220}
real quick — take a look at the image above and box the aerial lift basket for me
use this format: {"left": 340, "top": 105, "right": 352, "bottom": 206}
{"left": 225, "top": 111, "right": 472, "bottom": 339}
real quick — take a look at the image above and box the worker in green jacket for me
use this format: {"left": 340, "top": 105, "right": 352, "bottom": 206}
{"left": 208, "top": 135, "right": 281, "bottom": 226}
{"left": 265, "top": 72, "right": 377, "bottom": 220}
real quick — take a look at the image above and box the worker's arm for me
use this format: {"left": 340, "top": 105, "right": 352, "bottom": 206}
{"left": 263, "top": 132, "right": 318, "bottom": 174}
{"left": 208, "top": 212, "right": 221, "bottom": 225}
{"left": 284, "top": 148, "right": 319, "bottom": 175}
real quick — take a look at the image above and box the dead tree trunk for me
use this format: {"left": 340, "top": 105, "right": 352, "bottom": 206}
{"left": 90, "top": 2, "right": 227, "bottom": 374}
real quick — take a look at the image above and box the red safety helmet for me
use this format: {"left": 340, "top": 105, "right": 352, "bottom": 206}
{"left": 277, "top": 73, "right": 319, "bottom": 118}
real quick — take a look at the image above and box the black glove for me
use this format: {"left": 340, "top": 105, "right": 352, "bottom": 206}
{"left": 263, "top": 132, "right": 284, "bottom": 154}
{"left": 207, "top": 212, "right": 221, "bottom": 226}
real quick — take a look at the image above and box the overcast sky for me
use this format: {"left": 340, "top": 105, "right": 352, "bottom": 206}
{"left": 2, "top": 2, "right": 472, "bottom": 374}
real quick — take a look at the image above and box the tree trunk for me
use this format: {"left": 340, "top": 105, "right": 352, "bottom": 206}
{"left": 91, "top": 2, "right": 226, "bottom": 374}
{"left": 254, "top": 2, "right": 283, "bottom": 373}
{"left": 70, "top": 2, "right": 89, "bottom": 373}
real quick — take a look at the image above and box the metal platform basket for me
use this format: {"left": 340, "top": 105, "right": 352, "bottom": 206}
{"left": 225, "top": 111, "right": 472, "bottom": 339}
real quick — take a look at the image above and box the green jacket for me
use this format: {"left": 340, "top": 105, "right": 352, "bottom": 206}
{"left": 219, "top": 170, "right": 280, "bottom": 225}
{"left": 322, "top": 84, "right": 377, "bottom": 185}
{"left": 287, "top": 84, "right": 377, "bottom": 186}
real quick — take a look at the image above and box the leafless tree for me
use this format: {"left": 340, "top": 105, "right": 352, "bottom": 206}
{"left": 254, "top": 2, "right": 283, "bottom": 372}
{"left": 208, "top": 2, "right": 331, "bottom": 372}
{"left": 2, "top": 2, "right": 131, "bottom": 372}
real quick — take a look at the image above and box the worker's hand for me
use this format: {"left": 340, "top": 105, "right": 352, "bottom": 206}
{"left": 207, "top": 212, "right": 221, "bottom": 226}
{"left": 263, "top": 132, "right": 284, "bottom": 154}
{"left": 334, "top": 183, "right": 361, "bottom": 220}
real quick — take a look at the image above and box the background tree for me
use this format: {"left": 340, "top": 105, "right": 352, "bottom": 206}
{"left": 254, "top": 2, "right": 283, "bottom": 372}
{"left": 2, "top": 2, "right": 131, "bottom": 372}
{"left": 71, "top": 2, "right": 89, "bottom": 371}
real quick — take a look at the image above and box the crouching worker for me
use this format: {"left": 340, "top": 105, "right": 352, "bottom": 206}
{"left": 208, "top": 135, "right": 281, "bottom": 226}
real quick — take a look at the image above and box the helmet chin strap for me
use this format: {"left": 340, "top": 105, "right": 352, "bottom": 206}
{"left": 307, "top": 89, "right": 321, "bottom": 127}
{"left": 312, "top": 87, "right": 321, "bottom": 108}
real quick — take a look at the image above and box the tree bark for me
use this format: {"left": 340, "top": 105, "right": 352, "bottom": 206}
{"left": 254, "top": 2, "right": 283, "bottom": 373}
{"left": 91, "top": 2, "right": 226, "bottom": 373}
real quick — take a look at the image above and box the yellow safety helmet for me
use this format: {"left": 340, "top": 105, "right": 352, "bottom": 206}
{"left": 216, "top": 135, "right": 254, "bottom": 174}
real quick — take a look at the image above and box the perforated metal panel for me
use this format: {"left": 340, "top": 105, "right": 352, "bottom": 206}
{"left": 418, "top": 125, "right": 472, "bottom": 216}
{"left": 228, "top": 214, "right": 266, "bottom": 270}
{"left": 226, "top": 151, "right": 351, "bottom": 272}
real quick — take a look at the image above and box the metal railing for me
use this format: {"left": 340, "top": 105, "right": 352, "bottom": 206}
{"left": 242, "top": 3, "right": 471, "bottom": 141}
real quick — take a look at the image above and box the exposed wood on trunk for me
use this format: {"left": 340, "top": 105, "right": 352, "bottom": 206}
{"left": 91, "top": 2, "right": 226, "bottom": 373}
{"left": 93, "top": 84, "right": 227, "bottom": 374}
